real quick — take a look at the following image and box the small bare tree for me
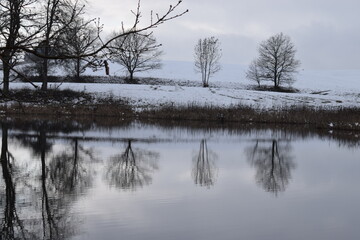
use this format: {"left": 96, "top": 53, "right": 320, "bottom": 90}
{"left": 59, "top": 17, "right": 103, "bottom": 79}
{"left": 194, "top": 36, "right": 221, "bottom": 87}
{"left": 108, "top": 31, "right": 163, "bottom": 82}
{"left": 246, "top": 33, "right": 300, "bottom": 88}
{"left": 246, "top": 59, "right": 261, "bottom": 87}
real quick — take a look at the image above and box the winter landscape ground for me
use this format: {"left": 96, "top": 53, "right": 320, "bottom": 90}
{"left": 5, "top": 61, "right": 360, "bottom": 111}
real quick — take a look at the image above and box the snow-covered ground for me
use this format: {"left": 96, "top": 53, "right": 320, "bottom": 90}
{"left": 6, "top": 61, "right": 360, "bottom": 109}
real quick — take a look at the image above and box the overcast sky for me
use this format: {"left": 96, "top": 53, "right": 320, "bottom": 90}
{"left": 89, "top": 0, "right": 360, "bottom": 70}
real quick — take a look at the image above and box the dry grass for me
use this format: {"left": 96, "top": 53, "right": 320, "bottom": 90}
{"left": 139, "top": 104, "right": 360, "bottom": 131}
{"left": 0, "top": 88, "right": 133, "bottom": 118}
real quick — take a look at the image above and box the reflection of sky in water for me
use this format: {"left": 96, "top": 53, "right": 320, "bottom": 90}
{"left": 1, "top": 124, "right": 360, "bottom": 240}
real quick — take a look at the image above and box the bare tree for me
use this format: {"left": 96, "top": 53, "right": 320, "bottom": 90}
{"left": 0, "top": 0, "right": 38, "bottom": 93}
{"left": 59, "top": 17, "right": 103, "bottom": 79}
{"left": 246, "top": 59, "right": 261, "bottom": 87}
{"left": 246, "top": 32, "right": 300, "bottom": 88}
{"left": 0, "top": 0, "right": 188, "bottom": 92}
{"left": 23, "top": 41, "right": 58, "bottom": 77}
{"left": 38, "top": 0, "right": 88, "bottom": 90}
{"left": 109, "top": 31, "right": 163, "bottom": 82}
{"left": 194, "top": 36, "right": 221, "bottom": 87}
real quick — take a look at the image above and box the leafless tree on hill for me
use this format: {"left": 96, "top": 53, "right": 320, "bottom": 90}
{"left": 59, "top": 17, "right": 103, "bottom": 79}
{"left": 108, "top": 31, "right": 163, "bottom": 82}
{"left": 194, "top": 36, "right": 221, "bottom": 87}
{"left": 246, "top": 33, "right": 300, "bottom": 88}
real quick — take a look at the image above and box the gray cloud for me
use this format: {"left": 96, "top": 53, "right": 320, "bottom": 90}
{"left": 90, "top": 0, "right": 360, "bottom": 69}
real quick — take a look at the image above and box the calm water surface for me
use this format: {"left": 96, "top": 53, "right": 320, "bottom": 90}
{"left": 1, "top": 121, "right": 359, "bottom": 240}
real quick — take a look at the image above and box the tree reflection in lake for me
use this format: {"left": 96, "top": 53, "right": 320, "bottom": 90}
{"left": 29, "top": 125, "right": 74, "bottom": 239}
{"left": 106, "top": 140, "right": 159, "bottom": 191}
{"left": 49, "top": 138, "right": 95, "bottom": 196}
{"left": 192, "top": 139, "right": 218, "bottom": 188}
{"left": 246, "top": 139, "right": 296, "bottom": 195}
{"left": 0, "top": 122, "right": 87, "bottom": 239}
{"left": 0, "top": 123, "right": 27, "bottom": 239}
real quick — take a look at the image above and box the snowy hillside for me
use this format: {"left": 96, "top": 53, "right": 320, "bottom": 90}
{"left": 5, "top": 61, "right": 360, "bottom": 110}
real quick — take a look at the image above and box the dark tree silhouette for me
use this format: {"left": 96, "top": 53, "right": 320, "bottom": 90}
{"left": 0, "top": 0, "right": 187, "bottom": 93}
{"left": 106, "top": 140, "right": 159, "bottom": 191}
{"left": 39, "top": 0, "right": 86, "bottom": 90}
{"left": 0, "top": 0, "right": 36, "bottom": 93}
{"left": 246, "top": 139, "right": 296, "bottom": 195}
{"left": 192, "top": 139, "right": 218, "bottom": 188}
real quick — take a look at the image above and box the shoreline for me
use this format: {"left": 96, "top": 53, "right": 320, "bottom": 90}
{"left": 1, "top": 86, "right": 360, "bottom": 131}
{"left": 1, "top": 100, "right": 360, "bottom": 131}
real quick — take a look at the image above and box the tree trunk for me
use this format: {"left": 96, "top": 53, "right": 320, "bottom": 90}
{"left": 129, "top": 71, "right": 134, "bottom": 82}
{"left": 2, "top": 61, "right": 11, "bottom": 93}
{"left": 273, "top": 72, "right": 278, "bottom": 88}
{"left": 76, "top": 58, "right": 81, "bottom": 80}
{"left": 41, "top": 58, "right": 48, "bottom": 91}
{"left": 1, "top": 123, "right": 8, "bottom": 162}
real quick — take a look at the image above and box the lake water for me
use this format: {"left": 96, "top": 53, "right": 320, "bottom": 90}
{"left": 1, "top": 120, "right": 360, "bottom": 240}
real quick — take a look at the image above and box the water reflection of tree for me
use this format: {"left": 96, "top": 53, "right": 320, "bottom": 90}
{"left": 49, "top": 138, "right": 95, "bottom": 196}
{"left": 192, "top": 139, "right": 218, "bottom": 188}
{"left": 0, "top": 123, "right": 28, "bottom": 239}
{"left": 246, "top": 139, "right": 296, "bottom": 195}
{"left": 0, "top": 123, "right": 87, "bottom": 239}
{"left": 106, "top": 140, "right": 159, "bottom": 191}
{"left": 29, "top": 125, "right": 78, "bottom": 239}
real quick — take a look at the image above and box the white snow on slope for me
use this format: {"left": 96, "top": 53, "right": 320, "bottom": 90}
{"left": 5, "top": 61, "right": 360, "bottom": 109}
